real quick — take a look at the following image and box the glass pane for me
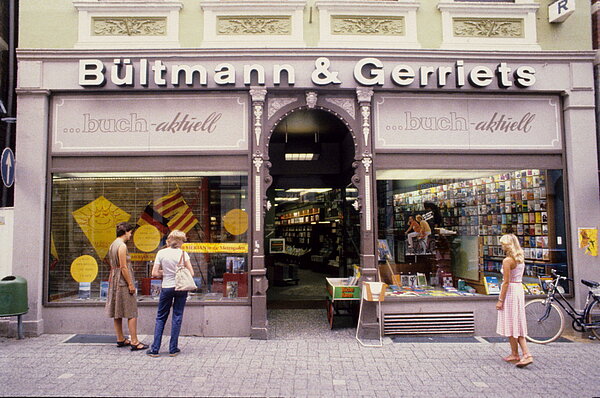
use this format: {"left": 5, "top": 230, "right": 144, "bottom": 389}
{"left": 49, "top": 172, "right": 249, "bottom": 303}
{"left": 376, "top": 169, "right": 568, "bottom": 297}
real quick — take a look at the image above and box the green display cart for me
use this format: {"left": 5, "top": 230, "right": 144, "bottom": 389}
{"left": 325, "top": 277, "right": 361, "bottom": 328}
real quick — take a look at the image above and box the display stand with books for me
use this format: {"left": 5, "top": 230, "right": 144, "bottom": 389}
{"left": 325, "top": 277, "right": 361, "bottom": 329}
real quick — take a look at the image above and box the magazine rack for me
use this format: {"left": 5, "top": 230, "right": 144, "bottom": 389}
{"left": 355, "top": 281, "right": 387, "bottom": 347}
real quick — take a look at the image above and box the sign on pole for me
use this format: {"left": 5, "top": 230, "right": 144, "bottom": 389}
{"left": 1, "top": 147, "right": 15, "bottom": 188}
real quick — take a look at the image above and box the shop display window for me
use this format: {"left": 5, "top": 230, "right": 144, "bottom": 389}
{"left": 48, "top": 172, "right": 249, "bottom": 303}
{"left": 376, "top": 169, "right": 568, "bottom": 298}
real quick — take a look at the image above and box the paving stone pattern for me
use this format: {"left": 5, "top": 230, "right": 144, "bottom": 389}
{"left": 0, "top": 310, "right": 599, "bottom": 397}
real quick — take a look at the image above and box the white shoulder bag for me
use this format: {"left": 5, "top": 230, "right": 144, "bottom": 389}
{"left": 175, "top": 251, "right": 197, "bottom": 291}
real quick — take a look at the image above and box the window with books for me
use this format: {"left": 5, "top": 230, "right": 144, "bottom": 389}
{"left": 48, "top": 172, "right": 249, "bottom": 303}
{"left": 376, "top": 169, "right": 568, "bottom": 298}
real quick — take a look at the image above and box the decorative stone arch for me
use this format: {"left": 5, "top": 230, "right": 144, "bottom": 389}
{"left": 249, "top": 87, "right": 377, "bottom": 340}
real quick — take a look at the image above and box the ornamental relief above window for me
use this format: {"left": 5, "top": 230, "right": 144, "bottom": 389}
{"left": 217, "top": 16, "right": 292, "bottom": 35}
{"left": 92, "top": 17, "right": 167, "bottom": 36}
{"left": 453, "top": 18, "right": 524, "bottom": 38}
{"left": 331, "top": 15, "right": 404, "bottom": 36}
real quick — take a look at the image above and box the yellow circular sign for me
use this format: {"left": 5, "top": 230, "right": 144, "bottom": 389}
{"left": 70, "top": 255, "right": 98, "bottom": 283}
{"left": 223, "top": 209, "right": 249, "bottom": 235}
{"left": 134, "top": 224, "right": 161, "bottom": 252}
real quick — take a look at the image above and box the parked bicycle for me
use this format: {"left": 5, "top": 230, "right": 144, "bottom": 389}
{"left": 524, "top": 270, "right": 600, "bottom": 344}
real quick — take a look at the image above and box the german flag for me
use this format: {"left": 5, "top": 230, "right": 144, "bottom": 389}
{"left": 154, "top": 188, "right": 199, "bottom": 234}
{"left": 137, "top": 203, "right": 170, "bottom": 234}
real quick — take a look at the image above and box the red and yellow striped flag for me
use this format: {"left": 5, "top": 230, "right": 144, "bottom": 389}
{"left": 154, "top": 188, "right": 199, "bottom": 233}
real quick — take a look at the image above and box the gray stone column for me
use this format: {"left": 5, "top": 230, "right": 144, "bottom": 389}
{"left": 562, "top": 73, "right": 600, "bottom": 309}
{"left": 355, "top": 87, "right": 377, "bottom": 282}
{"left": 249, "top": 87, "right": 270, "bottom": 339}
{"left": 10, "top": 89, "right": 50, "bottom": 336}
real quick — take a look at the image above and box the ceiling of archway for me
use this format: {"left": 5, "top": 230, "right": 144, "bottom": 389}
{"left": 271, "top": 109, "right": 348, "bottom": 143}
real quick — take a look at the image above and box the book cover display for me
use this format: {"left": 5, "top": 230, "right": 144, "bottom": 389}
{"left": 484, "top": 276, "right": 500, "bottom": 295}
{"left": 99, "top": 281, "right": 109, "bottom": 300}
{"left": 392, "top": 169, "right": 557, "bottom": 295}
{"left": 150, "top": 279, "right": 162, "bottom": 298}
{"left": 223, "top": 273, "right": 248, "bottom": 297}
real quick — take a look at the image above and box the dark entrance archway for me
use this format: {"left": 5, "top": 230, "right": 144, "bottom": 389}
{"left": 264, "top": 108, "right": 360, "bottom": 309}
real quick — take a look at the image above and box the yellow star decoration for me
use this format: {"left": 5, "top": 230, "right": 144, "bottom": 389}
{"left": 72, "top": 196, "right": 131, "bottom": 259}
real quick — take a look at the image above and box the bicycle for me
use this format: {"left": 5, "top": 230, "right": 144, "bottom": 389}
{"left": 524, "top": 270, "right": 600, "bottom": 344}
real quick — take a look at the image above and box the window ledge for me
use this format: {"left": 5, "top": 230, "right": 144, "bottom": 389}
{"left": 73, "top": 1, "right": 183, "bottom": 49}
{"left": 201, "top": 0, "right": 307, "bottom": 48}
{"left": 316, "top": 0, "right": 421, "bottom": 49}
{"left": 437, "top": 1, "right": 540, "bottom": 51}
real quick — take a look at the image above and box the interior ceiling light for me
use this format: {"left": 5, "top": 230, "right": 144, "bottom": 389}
{"left": 284, "top": 125, "right": 321, "bottom": 161}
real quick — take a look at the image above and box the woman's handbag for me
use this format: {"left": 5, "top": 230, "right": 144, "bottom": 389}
{"left": 175, "top": 251, "right": 197, "bottom": 291}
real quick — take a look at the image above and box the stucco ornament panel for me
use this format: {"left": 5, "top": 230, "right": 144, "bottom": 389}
{"left": 331, "top": 15, "right": 404, "bottom": 36}
{"left": 453, "top": 18, "right": 524, "bottom": 38}
{"left": 217, "top": 16, "right": 291, "bottom": 35}
{"left": 268, "top": 97, "right": 297, "bottom": 119}
{"left": 92, "top": 17, "right": 167, "bottom": 36}
{"left": 324, "top": 98, "right": 355, "bottom": 119}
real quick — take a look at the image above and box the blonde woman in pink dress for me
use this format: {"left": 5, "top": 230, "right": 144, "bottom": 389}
{"left": 496, "top": 234, "right": 533, "bottom": 368}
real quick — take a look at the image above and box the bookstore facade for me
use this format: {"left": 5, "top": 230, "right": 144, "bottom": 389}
{"left": 12, "top": 48, "right": 600, "bottom": 338}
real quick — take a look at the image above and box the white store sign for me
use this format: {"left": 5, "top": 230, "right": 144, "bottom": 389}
{"left": 52, "top": 94, "right": 248, "bottom": 153}
{"left": 374, "top": 95, "right": 561, "bottom": 151}
{"left": 549, "top": 0, "right": 575, "bottom": 23}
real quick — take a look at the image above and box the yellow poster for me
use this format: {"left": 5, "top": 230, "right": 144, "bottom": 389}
{"left": 70, "top": 255, "right": 98, "bottom": 283}
{"left": 50, "top": 232, "right": 59, "bottom": 260}
{"left": 72, "top": 196, "right": 131, "bottom": 259}
{"left": 579, "top": 228, "right": 598, "bottom": 257}
{"left": 223, "top": 209, "right": 249, "bottom": 235}
{"left": 182, "top": 242, "right": 248, "bottom": 253}
{"left": 133, "top": 224, "right": 161, "bottom": 252}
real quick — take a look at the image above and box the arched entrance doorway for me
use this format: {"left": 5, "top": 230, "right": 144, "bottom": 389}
{"left": 264, "top": 108, "right": 360, "bottom": 309}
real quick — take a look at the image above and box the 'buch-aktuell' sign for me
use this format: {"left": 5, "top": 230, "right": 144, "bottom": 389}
{"left": 52, "top": 94, "right": 248, "bottom": 153}
{"left": 375, "top": 94, "right": 561, "bottom": 151}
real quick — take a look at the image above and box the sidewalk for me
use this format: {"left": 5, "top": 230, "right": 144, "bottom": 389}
{"left": 1, "top": 309, "right": 599, "bottom": 397}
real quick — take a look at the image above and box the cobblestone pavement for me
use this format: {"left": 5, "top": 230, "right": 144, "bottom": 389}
{"left": 1, "top": 309, "right": 599, "bottom": 397}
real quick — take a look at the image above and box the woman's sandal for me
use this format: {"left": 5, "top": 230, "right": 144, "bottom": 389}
{"left": 516, "top": 355, "right": 533, "bottom": 368}
{"left": 116, "top": 339, "right": 131, "bottom": 347}
{"left": 130, "top": 342, "right": 149, "bottom": 351}
{"left": 502, "top": 355, "right": 520, "bottom": 363}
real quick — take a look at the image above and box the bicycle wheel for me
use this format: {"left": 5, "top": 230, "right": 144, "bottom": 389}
{"left": 525, "top": 299, "right": 565, "bottom": 344}
{"left": 585, "top": 299, "right": 600, "bottom": 340}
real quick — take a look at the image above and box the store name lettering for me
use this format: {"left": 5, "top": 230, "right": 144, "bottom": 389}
{"left": 385, "top": 111, "right": 536, "bottom": 133}
{"left": 79, "top": 57, "right": 536, "bottom": 89}
{"left": 71, "top": 112, "right": 221, "bottom": 134}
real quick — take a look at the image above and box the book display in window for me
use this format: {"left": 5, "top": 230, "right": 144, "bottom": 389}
{"left": 392, "top": 169, "right": 557, "bottom": 293}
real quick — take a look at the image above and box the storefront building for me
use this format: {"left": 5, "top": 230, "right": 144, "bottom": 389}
{"left": 7, "top": 0, "right": 599, "bottom": 339}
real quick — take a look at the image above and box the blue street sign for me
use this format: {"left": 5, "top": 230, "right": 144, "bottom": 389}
{"left": 1, "top": 147, "right": 15, "bottom": 188}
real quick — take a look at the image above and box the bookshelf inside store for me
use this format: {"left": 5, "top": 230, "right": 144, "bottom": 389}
{"left": 267, "top": 188, "right": 359, "bottom": 287}
{"left": 377, "top": 168, "right": 568, "bottom": 297}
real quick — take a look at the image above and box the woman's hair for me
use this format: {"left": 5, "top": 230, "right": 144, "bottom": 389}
{"left": 116, "top": 222, "right": 134, "bottom": 237}
{"left": 500, "top": 234, "right": 525, "bottom": 263}
{"left": 166, "top": 230, "right": 187, "bottom": 248}
{"left": 416, "top": 215, "right": 423, "bottom": 221}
